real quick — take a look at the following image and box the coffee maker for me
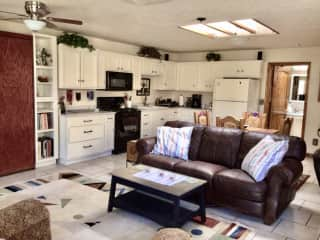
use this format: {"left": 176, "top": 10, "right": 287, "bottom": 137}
{"left": 191, "top": 94, "right": 202, "bottom": 108}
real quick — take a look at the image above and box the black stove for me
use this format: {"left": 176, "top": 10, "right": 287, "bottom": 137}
{"left": 97, "top": 97, "right": 141, "bottom": 154}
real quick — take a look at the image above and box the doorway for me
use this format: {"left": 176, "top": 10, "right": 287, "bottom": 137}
{"left": 264, "top": 62, "right": 310, "bottom": 138}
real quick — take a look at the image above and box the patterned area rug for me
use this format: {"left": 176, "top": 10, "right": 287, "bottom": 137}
{"left": 0, "top": 172, "right": 254, "bottom": 239}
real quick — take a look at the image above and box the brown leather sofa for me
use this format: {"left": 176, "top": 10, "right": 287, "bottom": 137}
{"left": 136, "top": 121, "right": 306, "bottom": 225}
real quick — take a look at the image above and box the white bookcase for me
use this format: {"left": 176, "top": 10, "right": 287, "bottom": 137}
{"left": 33, "top": 33, "right": 58, "bottom": 168}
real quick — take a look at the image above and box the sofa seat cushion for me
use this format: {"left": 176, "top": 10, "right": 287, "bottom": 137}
{"left": 174, "top": 161, "right": 227, "bottom": 186}
{"left": 213, "top": 169, "right": 267, "bottom": 202}
{"left": 140, "top": 154, "right": 184, "bottom": 171}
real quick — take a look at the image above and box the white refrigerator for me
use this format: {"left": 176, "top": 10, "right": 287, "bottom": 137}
{"left": 213, "top": 78, "right": 260, "bottom": 120}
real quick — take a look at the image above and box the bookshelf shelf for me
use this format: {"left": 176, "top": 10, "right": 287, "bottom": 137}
{"left": 36, "top": 65, "right": 54, "bottom": 70}
{"left": 36, "top": 97, "right": 54, "bottom": 102}
{"left": 33, "top": 33, "right": 58, "bottom": 168}
{"left": 37, "top": 82, "right": 53, "bottom": 85}
{"left": 37, "top": 109, "right": 54, "bottom": 113}
{"left": 37, "top": 129, "right": 55, "bottom": 133}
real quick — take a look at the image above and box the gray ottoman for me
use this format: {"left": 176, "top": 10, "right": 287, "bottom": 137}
{"left": 0, "top": 199, "right": 51, "bottom": 240}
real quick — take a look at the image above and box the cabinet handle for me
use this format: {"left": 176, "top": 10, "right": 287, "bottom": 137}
{"left": 83, "top": 130, "right": 93, "bottom": 134}
{"left": 144, "top": 114, "right": 149, "bottom": 117}
{"left": 144, "top": 123, "right": 148, "bottom": 126}
{"left": 83, "top": 145, "right": 93, "bottom": 149}
{"left": 83, "top": 120, "right": 93, "bottom": 123}
{"left": 160, "top": 118, "right": 165, "bottom": 121}
{"left": 107, "top": 117, "right": 113, "bottom": 120}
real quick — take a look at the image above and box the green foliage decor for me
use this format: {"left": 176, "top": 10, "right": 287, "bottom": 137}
{"left": 57, "top": 32, "right": 95, "bottom": 51}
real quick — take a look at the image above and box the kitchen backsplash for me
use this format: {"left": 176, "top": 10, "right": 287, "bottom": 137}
{"left": 59, "top": 89, "right": 212, "bottom": 110}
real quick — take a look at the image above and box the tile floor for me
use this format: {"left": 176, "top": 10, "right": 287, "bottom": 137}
{"left": 0, "top": 155, "right": 319, "bottom": 240}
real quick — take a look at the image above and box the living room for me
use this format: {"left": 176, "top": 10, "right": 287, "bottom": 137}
{"left": 1, "top": 0, "right": 320, "bottom": 240}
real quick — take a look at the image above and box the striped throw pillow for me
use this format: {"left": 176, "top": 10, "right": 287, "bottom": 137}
{"left": 152, "top": 126, "right": 194, "bottom": 160}
{"left": 241, "top": 135, "right": 289, "bottom": 182}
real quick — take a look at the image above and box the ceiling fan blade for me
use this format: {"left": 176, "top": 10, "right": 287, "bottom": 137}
{"left": 45, "top": 16, "right": 83, "bottom": 25}
{"left": 0, "top": 17, "right": 26, "bottom": 21}
{"left": 0, "top": 10, "right": 28, "bottom": 18}
{"left": 43, "top": 20, "right": 60, "bottom": 30}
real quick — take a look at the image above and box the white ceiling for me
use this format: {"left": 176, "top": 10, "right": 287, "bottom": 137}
{"left": 1, "top": 0, "right": 320, "bottom": 52}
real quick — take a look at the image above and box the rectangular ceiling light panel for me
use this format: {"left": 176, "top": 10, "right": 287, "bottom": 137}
{"left": 181, "top": 24, "right": 229, "bottom": 38}
{"left": 207, "top": 21, "right": 251, "bottom": 36}
{"left": 232, "top": 19, "right": 278, "bottom": 35}
{"left": 181, "top": 19, "right": 278, "bottom": 39}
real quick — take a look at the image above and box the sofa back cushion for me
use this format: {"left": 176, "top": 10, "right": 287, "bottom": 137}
{"left": 198, "top": 127, "right": 243, "bottom": 168}
{"left": 237, "top": 132, "right": 306, "bottom": 168}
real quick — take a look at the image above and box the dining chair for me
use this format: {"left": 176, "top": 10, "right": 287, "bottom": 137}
{"left": 216, "top": 116, "right": 244, "bottom": 129}
{"left": 242, "top": 112, "right": 267, "bottom": 128}
{"left": 194, "top": 110, "right": 211, "bottom": 126}
{"left": 279, "top": 117, "right": 294, "bottom": 136}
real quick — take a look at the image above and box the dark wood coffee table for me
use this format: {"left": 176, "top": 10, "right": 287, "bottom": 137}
{"left": 107, "top": 165, "right": 207, "bottom": 227}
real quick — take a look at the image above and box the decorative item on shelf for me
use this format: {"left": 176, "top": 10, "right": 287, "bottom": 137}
{"left": 137, "top": 46, "right": 161, "bottom": 59}
{"left": 36, "top": 48, "right": 52, "bottom": 66}
{"left": 37, "top": 75, "right": 49, "bottom": 83}
{"left": 57, "top": 32, "right": 95, "bottom": 51}
{"left": 206, "top": 52, "right": 221, "bottom": 61}
{"left": 58, "top": 96, "right": 66, "bottom": 114}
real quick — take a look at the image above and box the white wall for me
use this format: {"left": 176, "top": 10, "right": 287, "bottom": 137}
{"left": 2, "top": 21, "right": 319, "bottom": 153}
{"left": 177, "top": 48, "right": 320, "bottom": 154}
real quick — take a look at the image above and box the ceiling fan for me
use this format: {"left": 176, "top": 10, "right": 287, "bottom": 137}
{"left": 0, "top": 0, "right": 83, "bottom": 31}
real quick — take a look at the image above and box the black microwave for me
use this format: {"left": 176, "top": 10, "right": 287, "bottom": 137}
{"left": 106, "top": 71, "right": 133, "bottom": 91}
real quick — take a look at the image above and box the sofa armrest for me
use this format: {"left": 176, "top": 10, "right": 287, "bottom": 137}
{"left": 313, "top": 149, "right": 320, "bottom": 185}
{"left": 263, "top": 158, "right": 303, "bottom": 224}
{"left": 136, "top": 137, "right": 156, "bottom": 162}
{"left": 266, "top": 158, "right": 303, "bottom": 186}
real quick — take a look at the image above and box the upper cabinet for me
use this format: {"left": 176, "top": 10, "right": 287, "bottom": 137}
{"left": 141, "top": 58, "right": 161, "bottom": 76}
{"left": 177, "top": 62, "right": 199, "bottom": 91}
{"left": 153, "top": 61, "right": 177, "bottom": 90}
{"left": 218, "top": 60, "right": 263, "bottom": 79}
{"left": 104, "top": 51, "right": 132, "bottom": 73}
{"left": 198, "top": 62, "right": 215, "bottom": 92}
{"left": 58, "top": 44, "right": 97, "bottom": 89}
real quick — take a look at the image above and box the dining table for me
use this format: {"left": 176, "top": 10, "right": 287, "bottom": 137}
{"left": 245, "top": 127, "right": 280, "bottom": 134}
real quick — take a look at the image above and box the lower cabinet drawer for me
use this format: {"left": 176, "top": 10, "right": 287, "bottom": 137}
{"left": 69, "top": 124, "right": 104, "bottom": 143}
{"left": 68, "top": 139, "right": 105, "bottom": 159}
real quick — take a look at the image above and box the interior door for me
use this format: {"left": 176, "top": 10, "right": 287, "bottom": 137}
{"left": 0, "top": 31, "right": 35, "bottom": 176}
{"left": 269, "top": 67, "right": 290, "bottom": 129}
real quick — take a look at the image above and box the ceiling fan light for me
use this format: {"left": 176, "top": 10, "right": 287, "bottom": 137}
{"left": 24, "top": 19, "right": 46, "bottom": 31}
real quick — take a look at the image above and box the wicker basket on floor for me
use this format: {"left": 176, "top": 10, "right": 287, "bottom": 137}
{"left": 152, "top": 228, "right": 191, "bottom": 240}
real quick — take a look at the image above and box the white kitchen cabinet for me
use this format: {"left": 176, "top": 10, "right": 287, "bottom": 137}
{"left": 59, "top": 113, "right": 115, "bottom": 165}
{"left": 132, "top": 56, "right": 142, "bottom": 90}
{"left": 58, "top": 44, "right": 97, "bottom": 89}
{"left": 58, "top": 44, "right": 81, "bottom": 89}
{"left": 177, "top": 62, "right": 199, "bottom": 91}
{"left": 140, "top": 111, "right": 154, "bottom": 138}
{"left": 104, "top": 51, "right": 132, "bottom": 73}
{"left": 198, "top": 62, "right": 215, "bottom": 92}
{"left": 105, "top": 115, "right": 115, "bottom": 150}
{"left": 219, "top": 61, "right": 262, "bottom": 78}
{"left": 154, "top": 62, "right": 178, "bottom": 90}
{"left": 142, "top": 58, "right": 161, "bottom": 76}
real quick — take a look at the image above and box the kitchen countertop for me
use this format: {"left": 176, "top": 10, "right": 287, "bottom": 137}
{"left": 62, "top": 106, "right": 212, "bottom": 115}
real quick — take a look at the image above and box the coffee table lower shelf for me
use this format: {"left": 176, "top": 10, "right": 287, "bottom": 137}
{"left": 113, "top": 190, "right": 200, "bottom": 227}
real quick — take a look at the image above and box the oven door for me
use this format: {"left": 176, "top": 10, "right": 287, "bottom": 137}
{"left": 106, "top": 71, "right": 133, "bottom": 91}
